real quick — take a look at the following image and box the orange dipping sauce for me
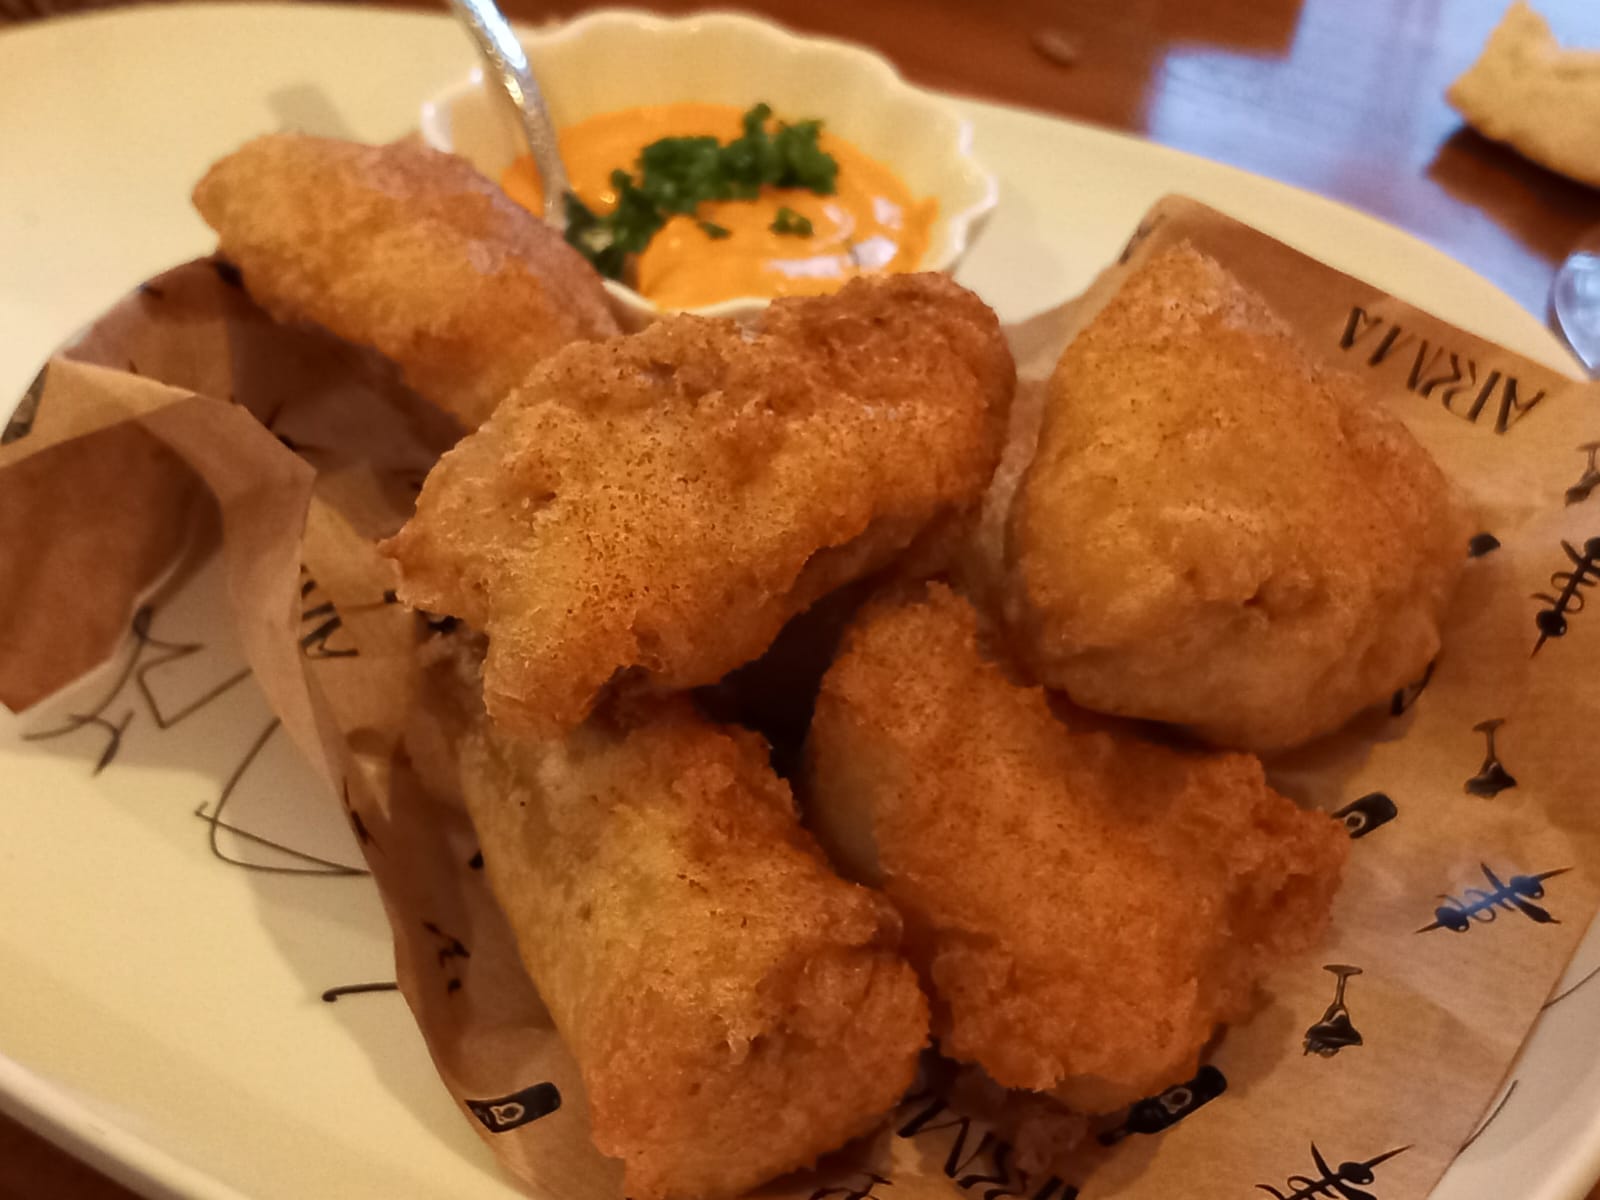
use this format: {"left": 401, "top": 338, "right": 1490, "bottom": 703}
{"left": 501, "top": 102, "right": 938, "bottom": 309}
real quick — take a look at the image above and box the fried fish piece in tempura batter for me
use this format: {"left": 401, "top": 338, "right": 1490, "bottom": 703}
{"left": 384, "top": 274, "right": 1013, "bottom": 737}
{"left": 806, "top": 584, "right": 1347, "bottom": 1113}
{"left": 192, "top": 134, "right": 619, "bottom": 429}
{"left": 1005, "top": 243, "right": 1470, "bottom": 752}
{"left": 447, "top": 684, "right": 930, "bottom": 1200}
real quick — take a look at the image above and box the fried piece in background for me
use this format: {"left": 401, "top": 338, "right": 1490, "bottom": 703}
{"left": 444, "top": 675, "right": 930, "bottom": 1200}
{"left": 1007, "top": 244, "right": 1470, "bottom": 752}
{"left": 192, "top": 133, "right": 619, "bottom": 429}
{"left": 806, "top": 584, "right": 1347, "bottom": 1113}
{"left": 384, "top": 273, "right": 1013, "bottom": 737}
{"left": 1448, "top": 1, "right": 1600, "bottom": 190}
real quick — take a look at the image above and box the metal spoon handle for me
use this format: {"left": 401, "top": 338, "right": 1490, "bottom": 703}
{"left": 449, "top": 0, "right": 569, "bottom": 229}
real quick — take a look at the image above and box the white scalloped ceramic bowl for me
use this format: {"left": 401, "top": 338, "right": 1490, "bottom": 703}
{"left": 419, "top": 8, "right": 998, "bottom": 324}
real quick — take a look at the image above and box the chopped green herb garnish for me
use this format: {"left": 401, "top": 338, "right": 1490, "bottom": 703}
{"left": 562, "top": 103, "right": 837, "bottom": 279}
{"left": 563, "top": 179, "right": 662, "bottom": 281}
{"left": 698, "top": 220, "right": 732, "bottom": 240}
{"left": 769, "top": 206, "right": 814, "bottom": 237}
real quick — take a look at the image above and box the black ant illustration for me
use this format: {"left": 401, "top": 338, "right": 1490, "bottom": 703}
{"left": 1304, "top": 966, "right": 1364, "bottom": 1057}
{"left": 1416, "top": 863, "right": 1570, "bottom": 933}
{"left": 1464, "top": 719, "right": 1517, "bottom": 798}
{"left": 1332, "top": 793, "right": 1398, "bottom": 839}
{"left": 1565, "top": 442, "right": 1600, "bottom": 506}
{"left": 1256, "top": 1144, "right": 1408, "bottom": 1200}
{"left": 1532, "top": 537, "right": 1600, "bottom": 654}
{"left": 1389, "top": 660, "right": 1435, "bottom": 716}
{"left": 1098, "top": 1065, "right": 1226, "bottom": 1145}
{"left": 340, "top": 778, "right": 376, "bottom": 849}
{"left": 422, "top": 920, "right": 471, "bottom": 992}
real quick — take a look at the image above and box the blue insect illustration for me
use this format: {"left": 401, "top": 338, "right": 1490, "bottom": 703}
{"left": 1416, "top": 863, "right": 1570, "bottom": 934}
{"left": 1256, "top": 1143, "right": 1408, "bottom": 1200}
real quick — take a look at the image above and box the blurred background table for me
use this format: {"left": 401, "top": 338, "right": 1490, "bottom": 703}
{"left": 1, "top": 0, "right": 1598, "bottom": 1196}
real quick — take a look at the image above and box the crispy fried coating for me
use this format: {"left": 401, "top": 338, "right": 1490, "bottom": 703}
{"left": 450, "top": 684, "right": 929, "bottom": 1200}
{"left": 383, "top": 273, "right": 1014, "bottom": 737}
{"left": 1007, "top": 244, "right": 1470, "bottom": 752}
{"left": 805, "top": 584, "right": 1347, "bottom": 1113}
{"left": 1447, "top": 1, "right": 1600, "bottom": 190}
{"left": 192, "top": 133, "right": 619, "bottom": 429}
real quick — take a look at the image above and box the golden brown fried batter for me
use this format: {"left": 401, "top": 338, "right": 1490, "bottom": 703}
{"left": 383, "top": 273, "right": 1014, "bottom": 736}
{"left": 1005, "top": 244, "right": 1470, "bottom": 752}
{"left": 450, "top": 683, "right": 929, "bottom": 1200}
{"left": 806, "top": 584, "right": 1347, "bottom": 1113}
{"left": 192, "top": 133, "right": 619, "bottom": 429}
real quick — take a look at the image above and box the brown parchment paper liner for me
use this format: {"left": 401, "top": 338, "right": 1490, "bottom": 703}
{"left": 2, "top": 197, "right": 1598, "bottom": 1200}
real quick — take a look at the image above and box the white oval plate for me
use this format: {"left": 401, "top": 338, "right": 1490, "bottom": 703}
{"left": 0, "top": 6, "right": 1594, "bottom": 1200}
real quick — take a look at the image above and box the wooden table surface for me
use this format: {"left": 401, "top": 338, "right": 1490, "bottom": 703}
{"left": 2, "top": 0, "right": 1598, "bottom": 1196}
